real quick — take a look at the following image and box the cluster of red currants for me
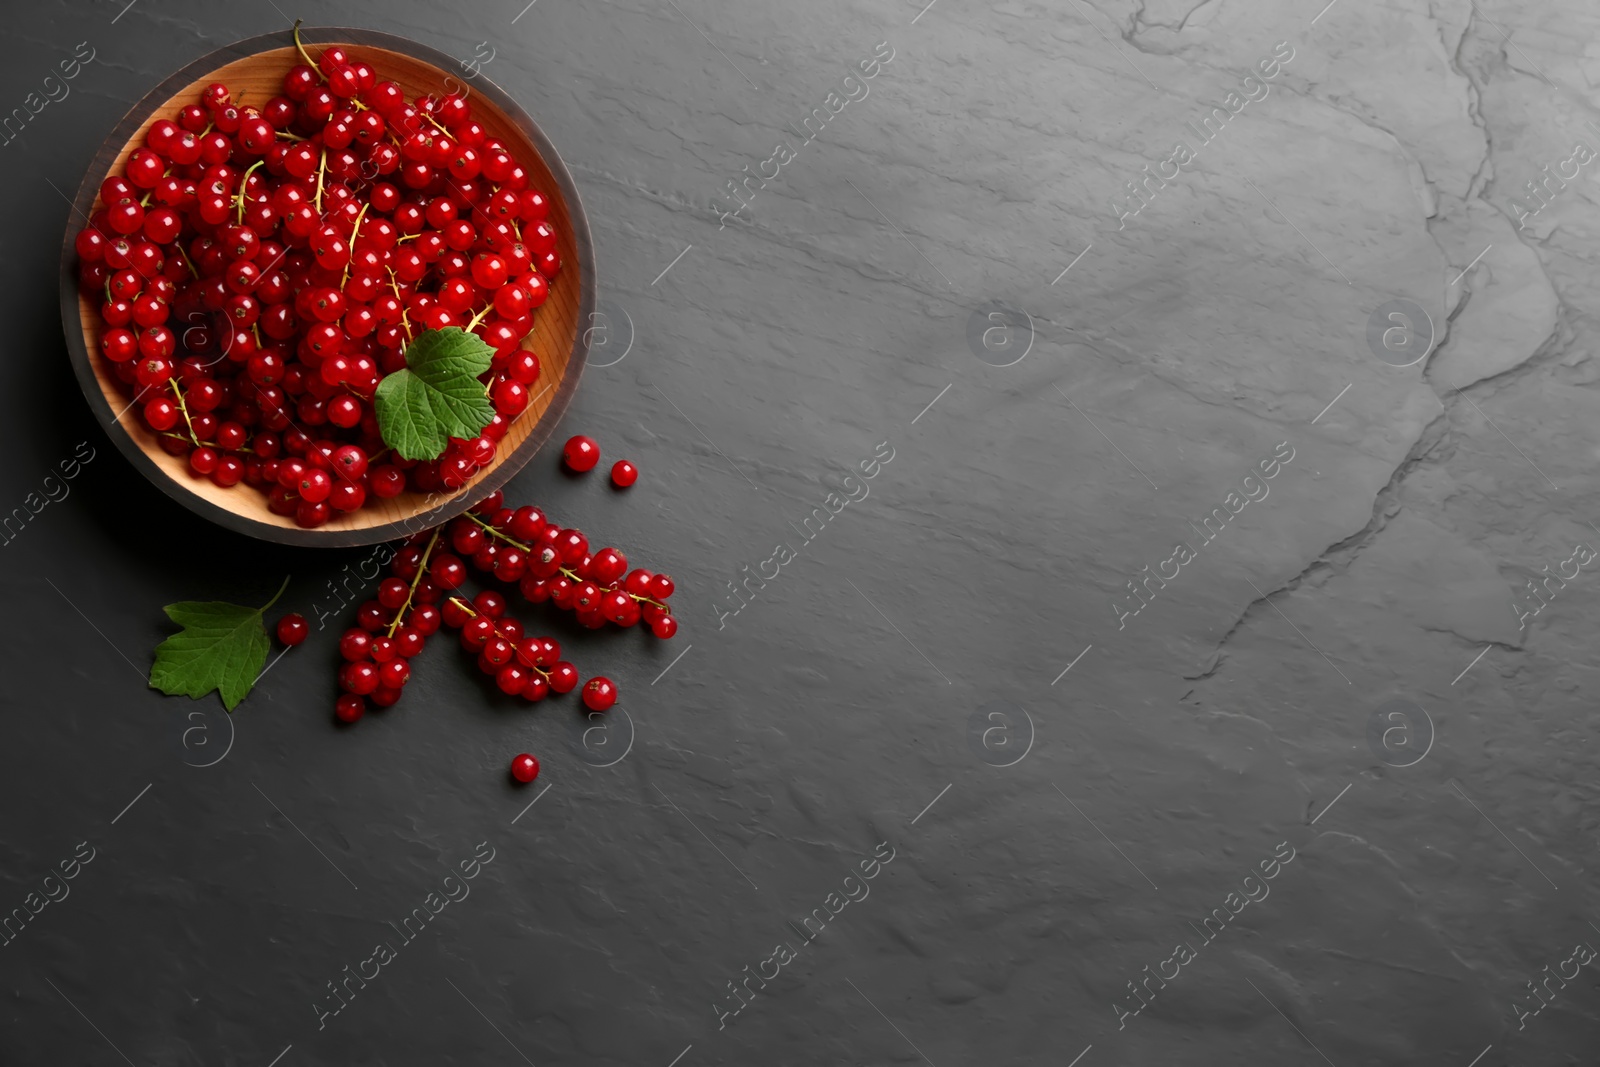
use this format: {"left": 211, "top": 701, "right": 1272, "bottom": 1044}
{"left": 322, "top": 488, "right": 672, "bottom": 724}
{"left": 441, "top": 592, "right": 580, "bottom": 703}
{"left": 447, "top": 488, "right": 680, "bottom": 639}
{"left": 74, "top": 29, "right": 561, "bottom": 527}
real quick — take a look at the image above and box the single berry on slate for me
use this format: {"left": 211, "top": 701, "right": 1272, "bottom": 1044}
{"left": 335, "top": 693, "right": 365, "bottom": 723}
{"left": 510, "top": 752, "right": 540, "bottom": 783}
{"left": 611, "top": 460, "right": 637, "bottom": 487}
{"left": 582, "top": 676, "right": 617, "bottom": 712}
{"left": 276, "top": 613, "right": 309, "bottom": 646}
{"left": 562, "top": 435, "right": 599, "bottom": 472}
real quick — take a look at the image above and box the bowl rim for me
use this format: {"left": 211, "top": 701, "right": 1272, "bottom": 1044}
{"left": 57, "top": 25, "right": 595, "bottom": 548}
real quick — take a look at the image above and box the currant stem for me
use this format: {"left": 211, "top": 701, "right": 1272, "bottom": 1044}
{"left": 552, "top": 564, "right": 669, "bottom": 614}
{"left": 386, "top": 528, "right": 442, "bottom": 638}
{"left": 235, "top": 160, "right": 264, "bottom": 225}
{"left": 291, "top": 20, "right": 323, "bottom": 75}
{"left": 259, "top": 574, "right": 292, "bottom": 614}
{"left": 313, "top": 149, "right": 327, "bottom": 212}
{"left": 175, "top": 242, "right": 199, "bottom": 279}
{"left": 465, "top": 511, "right": 529, "bottom": 552}
{"left": 168, "top": 380, "right": 200, "bottom": 446}
{"left": 341, "top": 201, "right": 370, "bottom": 286}
{"left": 464, "top": 303, "right": 494, "bottom": 332}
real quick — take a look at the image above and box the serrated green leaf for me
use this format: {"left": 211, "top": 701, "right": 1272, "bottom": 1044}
{"left": 375, "top": 327, "right": 498, "bottom": 461}
{"left": 148, "top": 578, "right": 287, "bottom": 711}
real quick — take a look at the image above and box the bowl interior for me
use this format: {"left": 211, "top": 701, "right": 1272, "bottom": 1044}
{"left": 71, "top": 39, "right": 584, "bottom": 542}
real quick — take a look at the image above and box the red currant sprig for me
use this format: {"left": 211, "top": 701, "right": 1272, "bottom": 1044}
{"left": 442, "top": 593, "right": 578, "bottom": 700}
{"left": 449, "top": 496, "right": 678, "bottom": 637}
{"left": 334, "top": 527, "right": 444, "bottom": 721}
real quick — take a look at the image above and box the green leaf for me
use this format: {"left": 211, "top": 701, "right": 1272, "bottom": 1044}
{"left": 148, "top": 577, "right": 288, "bottom": 712}
{"left": 375, "top": 327, "right": 498, "bottom": 461}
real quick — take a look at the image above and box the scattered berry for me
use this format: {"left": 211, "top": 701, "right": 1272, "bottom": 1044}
{"left": 562, "top": 435, "right": 599, "bottom": 472}
{"left": 582, "top": 676, "right": 617, "bottom": 712}
{"left": 335, "top": 693, "right": 365, "bottom": 722}
{"left": 611, "top": 460, "right": 637, "bottom": 487}
{"left": 510, "top": 752, "right": 540, "bottom": 783}
{"left": 275, "top": 612, "right": 308, "bottom": 645}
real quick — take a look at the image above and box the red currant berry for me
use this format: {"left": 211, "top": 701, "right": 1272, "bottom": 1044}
{"left": 562, "top": 434, "right": 599, "bottom": 472}
{"left": 275, "top": 613, "right": 308, "bottom": 646}
{"left": 377, "top": 577, "right": 410, "bottom": 610}
{"left": 339, "top": 628, "right": 373, "bottom": 662}
{"left": 462, "top": 616, "right": 496, "bottom": 650}
{"left": 369, "top": 465, "right": 405, "bottom": 497}
{"left": 297, "top": 468, "right": 332, "bottom": 503}
{"left": 188, "top": 447, "right": 219, "bottom": 476}
{"left": 510, "top": 752, "right": 540, "bottom": 783}
{"left": 335, "top": 693, "right": 365, "bottom": 723}
{"left": 582, "top": 676, "right": 617, "bottom": 711}
{"left": 442, "top": 597, "right": 473, "bottom": 628}
{"left": 379, "top": 659, "right": 411, "bottom": 689}
{"left": 590, "top": 547, "right": 627, "bottom": 586}
{"left": 650, "top": 614, "right": 679, "bottom": 639}
{"left": 557, "top": 529, "right": 589, "bottom": 565}
{"left": 548, "top": 661, "right": 579, "bottom": 694}
{"left": 472, "top": 590, "right": 507, "bottom": 618}
{"left": 409, "top": 603, "right": 442, "bottom": 636}
{"left": 395, "top": 627, "right": 425, "bottom": 658}
{"left": 483, "top": 637, "right": 515, "bottom": 667}
{"left": 600, "top": 588, "right": 634, "bottom": 624}
{"left": 520, "top": 673, "right": 550, "bottom": 701}
{"left": 357, "top": 600, "right": 388, "bottom": 632}
{"left": 341, "top": 661, "right": 380, "bottom": 695}
{"left": 495, "top": 664, "right": 528, "bottom": 695}
{"left": 611, "top": 460, "right": 638, "bottom": 487}
{"left": 370, "top": 686, "right": 403, "bottom": 708}
{"left": 431, "top": 553, "right": 467, "bottom": 589}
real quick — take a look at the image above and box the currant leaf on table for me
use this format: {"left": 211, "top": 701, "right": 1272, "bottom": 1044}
{"left": 148, "top": 577, "right": 288, "bottom": 711}
{"left": 375, "top": 327, "right": 498, "bottom": 461}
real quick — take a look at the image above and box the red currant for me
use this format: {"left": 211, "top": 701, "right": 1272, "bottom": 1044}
{"left": 582, "top": 676, "right": 617, "bottom": 711}
{"left": 590, "top": 547, "right": 627, "bottom": 586}
{"left": 510, "top": 752, "right": 540, "bottom": 783}
{"left": 548, "top": 661, "right": 579, "bottom": 694}
{"left": 611, "top": 460, "right": 638, "bottom": 487}
{"left": 562, "top": 435, "right": 599, "bottom": 472}
{"left": 339, "top": 628, "right": 373, "bottom": 662}
{"left": 275, "top": 613, "right": 309, "bottom": 646}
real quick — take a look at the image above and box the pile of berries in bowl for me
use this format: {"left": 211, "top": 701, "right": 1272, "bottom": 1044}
{"left": 63, "top": 25, "right": 592, "bottom": 544}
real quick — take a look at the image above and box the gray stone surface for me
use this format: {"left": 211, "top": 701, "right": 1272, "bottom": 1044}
{"left": 2, "top": 0, "right": 1599, "bottom": 1063}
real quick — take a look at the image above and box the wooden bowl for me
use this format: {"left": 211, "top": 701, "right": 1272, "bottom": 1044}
{"left": 58, "top": 27, "right": 594, "bottom": 547}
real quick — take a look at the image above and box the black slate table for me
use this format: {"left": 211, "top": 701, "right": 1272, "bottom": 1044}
{"left": 4, "top": 0, "right": 1599, "bottom": 1063}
